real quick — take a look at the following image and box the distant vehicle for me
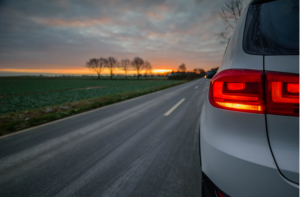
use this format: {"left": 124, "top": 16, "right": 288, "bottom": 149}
{"left": 204, "top": 71, "right": 216, "bottom": 79}
{"left": 200, "top": 0, "right": 299, "bottom": 196}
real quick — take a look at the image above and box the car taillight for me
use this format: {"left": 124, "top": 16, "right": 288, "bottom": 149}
{"left": 209, "top": 69, "right": 264, "bottom": 114}
{"left": 266, "top": 71, "right": 299, "bottom": 116}
{"left": 209, "top": 69, "right": 299, "bottom": 116}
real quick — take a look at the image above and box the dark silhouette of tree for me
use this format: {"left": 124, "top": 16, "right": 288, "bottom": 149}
{"left": 144, "top": 61, "right": 152, "bottom": 79}
{"left": 85, "top": 58, "right": 108, "bottom": 80}
{"left": 98, "top": 57, "right": 108, "bottom": 79}
{"left": 120, "top": 59, "right": 131, "bottom": 79}
{"left": 178, "top": 64, "right": 187, "bottom": 72}
{"left": 106, "top": 57, "right": 118, "bottom": 80}
{"left": 131, "top": 57, "right": 144, "bottom": 80}
{"left": 194, "top": 68, "right": 206, "bottom": 77}
{"left": 86, "top": 58, "right": 101, "bottom": 80}
{"left": 217, "top": 0, "right": 244, "bottom": 44}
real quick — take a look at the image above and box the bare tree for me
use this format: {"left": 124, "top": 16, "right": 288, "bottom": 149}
{"left": 106, "top": 57, "right": 118, "bottom": 80}
{"left": 86, "top": 58, "right": 101, "bottom": 80}
{"left": 98, "top": 57, "right": 108, "bottom": 79}
{"left": 178, "top": 63, "right": 187, "bottom": 72}
{"left": 131, "top": 57, "right": 144, "bottom": 80}
{"left": 217, "top": 0, "right": 244, "bottom": 44}
{"left": 144, "top": 61, "right": 152, "bottom": 79}
{"left": 194, "top": 68, "right": 206, "bottom": 77}
{"left": 120, "top": 59, "right": 131, "bottom": 79}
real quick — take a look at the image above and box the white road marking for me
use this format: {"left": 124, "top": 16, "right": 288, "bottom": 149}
{"left": 164, "top": 98, "right": 185, "bottom": 116}
{"left": 195, "top": 86, "right": 198, "bottom": 89}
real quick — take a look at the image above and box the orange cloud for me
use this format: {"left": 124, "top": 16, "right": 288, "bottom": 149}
{"left": 147, "top": 11, "right": 163, "bottom": 20}
{"left": 155, "top": 4, "right": 170, "bottom": 12}
{"left": 31, "top": 17, "right": 111, "bottom": 27}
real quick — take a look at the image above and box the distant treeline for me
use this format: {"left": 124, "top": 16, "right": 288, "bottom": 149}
{"left": 85, "top": 56, "right": 152, "bottom": 80}
{"left": 168, "top": 64, "right": 219, "bottom": 80}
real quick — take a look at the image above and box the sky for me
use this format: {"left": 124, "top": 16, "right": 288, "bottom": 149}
{"left": 0, "top": 0, "right": 250, "bottom": 76}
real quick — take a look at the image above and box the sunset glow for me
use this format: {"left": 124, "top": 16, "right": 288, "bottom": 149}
{"left": 0, "top": 0, "right": 251, "bottom": 76}
{"left": 0, "top": 68, "right": 173, "bottom": 75}
{"left": 152, "top": 69, "right": 172, "bottom": 73}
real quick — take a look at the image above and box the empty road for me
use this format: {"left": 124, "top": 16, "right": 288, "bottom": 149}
{"left": 0, "top": 78, "right": 210, "bottom": 197}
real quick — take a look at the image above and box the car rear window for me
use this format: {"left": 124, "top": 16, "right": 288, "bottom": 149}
{"left": 243, "top": 0, "right": 299, "bottom": 55}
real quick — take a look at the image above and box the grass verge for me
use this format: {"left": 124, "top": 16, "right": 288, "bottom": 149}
{"left": 0, "top": 81, "right": 185, "bottom": 136}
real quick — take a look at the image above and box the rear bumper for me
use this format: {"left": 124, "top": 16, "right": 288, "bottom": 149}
{"left": 201, "top": 139, "right": 299, "bottom": 196}
{"left": 200, "top": 100, "right": 299, "bottom": 197}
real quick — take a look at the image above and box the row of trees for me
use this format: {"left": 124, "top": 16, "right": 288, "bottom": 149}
{"left": 86, "top": 57, "right": 152, "bottom": 80}
{"left": 167, "top": 63, "right": 207, "bottom": 80}
{"left": 168, "top": 63, "right": 219, "bottom": 80}
{"left": 177, "top": 63, "right": 206, "bottom": 77}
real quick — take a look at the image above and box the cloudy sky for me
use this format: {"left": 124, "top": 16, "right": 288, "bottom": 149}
{"left": 0, "top": 0, "right": 250, "bottom": 75}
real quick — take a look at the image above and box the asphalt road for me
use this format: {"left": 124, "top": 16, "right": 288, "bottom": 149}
{"left": 0, "top": 78, "right": 210, "bottom": 197}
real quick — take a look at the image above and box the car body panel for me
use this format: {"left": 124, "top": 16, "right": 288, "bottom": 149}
{"left": 265, "top": 55, "right": 299, "bottom": 184}
{"left": 200, "top": 95, "right": 299, "bottom": 196}
{"left": 219, "top": 5, "right": 263, "bottom": 73}
{"left": 266, "top": 115, "right": 299, "bottom": 183}
{"left": 265, "top": 56, "right": 299, "bottom": 74}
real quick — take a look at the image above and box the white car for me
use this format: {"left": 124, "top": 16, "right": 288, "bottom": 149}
{"left": 200, "top": 0, "right": 299, "bottom": 196}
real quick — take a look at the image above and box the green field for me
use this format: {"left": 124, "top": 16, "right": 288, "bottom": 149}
{"left": 0, "top": 77, "right": 176, "bottom": 114}
{"left": 0, "top": 76, "right": 168, "bottom": 95}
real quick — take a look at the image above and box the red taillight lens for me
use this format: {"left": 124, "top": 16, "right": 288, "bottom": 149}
{"left": 227, "top": 83, "right": 245, "bottom": 90}
{"left": 287, "top": 83, "right": 299, "bottom": 94}
{"left": 266, "top": 71, "right": 299, "bottom": 116}
{"left": 209, "top": 69, "right": 264, "bottom": 114}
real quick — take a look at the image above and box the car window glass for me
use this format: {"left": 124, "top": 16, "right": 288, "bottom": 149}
{"left": 243, "top": 0, "right": 299, "bottom": 55}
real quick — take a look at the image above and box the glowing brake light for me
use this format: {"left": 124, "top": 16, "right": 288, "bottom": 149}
{"left": 209, "top": 69, "right": 264, "bottom": 114}
{"left": 227, "top": 83, "right": 245, "bottom": 90}
{"left": 287, "top": 83, "right": 299, "bottom": 94}
{"left": 266, "top": 71, "right": 299, "bottom": 116}
{"left": 271, "top": 82, "right": 298, "bottom": 103}
{"left": 209, "top": 69, "right": 299, "bottom": 116}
